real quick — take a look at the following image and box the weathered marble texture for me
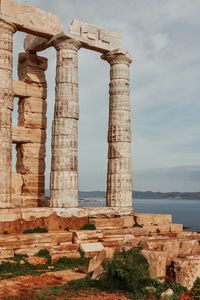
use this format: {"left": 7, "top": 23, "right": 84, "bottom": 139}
{"left": 50, "top": 38, "right": 81, "bottom": 208}
{"left": 102, "top": 49, "right": 132, "bottom": 207}
{"left": 0, "top": 20, "right": 16, "bottom": 208}
{"left": 14, "top": 53, "right": 47, "bottom": 207}
{"left": 0, "top": 0, "right": 63, "bottom": 37}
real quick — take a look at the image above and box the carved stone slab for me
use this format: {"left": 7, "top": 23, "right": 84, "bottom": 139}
{"left": 24, "top": 19, "right": 122, "bottom": 53}
{"left": 0, "top": 0, "right": 63, "bottom": 37}
{"left": 69, "top": 19, "right": 121, "bottom": 52}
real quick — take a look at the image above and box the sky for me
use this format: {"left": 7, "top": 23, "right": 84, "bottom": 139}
{"left": 12, "top": 0, "right": 200, "bottom": 192}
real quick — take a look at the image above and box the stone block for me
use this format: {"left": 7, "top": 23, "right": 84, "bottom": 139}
{"left": 142, "top": 250, "right": 167, "bottom": 278}
{"left": 13, "top": 80, "right": 47, "bottom": 99}
{"left": 18, "top": 98, "right": 47, "bottom": 114}
{"left": 11, "top": 173, "right": 23, "bottom": 195}
{"left": 0, "top": 0, "right": 63, "bottom": 36}
{"left": 90, "top": 217, "right": 124, "bottom": 230}
{"left": 134, "top": 213, "right": 172, "bottom": 226}
{"left": 18, "top": 53, "right": 48, "bottom": 71}
{"left": 80, "top": 242, "right": 104, "bottom": 254}
{"left": 170, "top": 223, "right": 183, "bottom": 233}
{"left": 18, "top": 67, "right": 47, "bottom": 86}
{"left": 16, "top": 158, "right": 45, "bottom": 174}
{"left": 179, "top": 239, "right": 199, "bottom": 256}
{"left": 73, "top": 230, "right": 103, "bottom": 244}
{"left": 12, "top": 127, "right": 46, "bottom": 144}
{"left": 174, "top": 255, "right": 200, "bottom": 289}
{"left": 69, "top": 19, "right": 121, "bottom": 52}
{"left": 17, "top": 143, "right": 46, "bottom": 159}
{"left": 18, "top": 112, "right": 47, "bottom": 129}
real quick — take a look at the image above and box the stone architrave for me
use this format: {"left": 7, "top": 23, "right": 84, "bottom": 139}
{"left": 0, "top": 0, "right": 63, "bottom": 37}
{"left": 50, "top": 37, "right": 81, "bottom": 208}
{"left": 0, "top": 19, "right": 16, "bottom": 208}
{"left": 102, "top": 49, "right": 132, "bottom": 207}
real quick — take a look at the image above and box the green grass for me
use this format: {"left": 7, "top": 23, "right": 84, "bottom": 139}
{"left": 23, "top": 227, "right": 48, "bottom": 234}
{"left": 54, "top": 255, "right": 89, "bottom": 270}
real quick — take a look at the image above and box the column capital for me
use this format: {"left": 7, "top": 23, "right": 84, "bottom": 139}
{"left": 0, "top": 19, "right": 17, "bottom": 34}
{"left": 101, "top": 48, "right": 132, "bottom": 65}
{"left": 53, "top": 36, "right": 82, "bottom": 52}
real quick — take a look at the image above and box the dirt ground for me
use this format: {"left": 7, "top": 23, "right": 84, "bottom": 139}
{"left": 0, "top": 270, "right": 130, "bottom": 299}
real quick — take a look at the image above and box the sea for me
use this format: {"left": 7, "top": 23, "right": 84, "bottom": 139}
{"left": 79, "top": 197, "right": 200, "bottom": 232}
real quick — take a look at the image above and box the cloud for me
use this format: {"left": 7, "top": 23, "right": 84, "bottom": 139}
{"left": 12, "top": 0, "right": 200, "bottom": 192}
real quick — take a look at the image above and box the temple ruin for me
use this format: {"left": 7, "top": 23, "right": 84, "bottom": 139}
{"left": 0, "top": 0, "right": 200, "bottom": 290}
{"left": 0, "top": 0, "right": 132, "bottom": 210}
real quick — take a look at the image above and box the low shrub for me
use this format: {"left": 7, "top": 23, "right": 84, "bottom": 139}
{"left": 23, "top": 227, "right": 48, "bottom": 234}
{"left": 191, "top": 277, "right": 200, "bottom": 300}
{"left": 80, "top": 223, "right": 96, "bottom": 230}
{"left": 55, "top": 255, "right": 89, "bottom": 270}
{"left": 35, "top": 248, "right": 51, "bottom": 264}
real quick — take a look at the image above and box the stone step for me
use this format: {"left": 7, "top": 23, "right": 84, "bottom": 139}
{"left": 0, "top": 231, "right": 75, "bottom": 259}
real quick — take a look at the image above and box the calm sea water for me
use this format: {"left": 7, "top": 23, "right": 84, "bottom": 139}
{"left": 80, "top": 198, "right": 200, "bottom": 231}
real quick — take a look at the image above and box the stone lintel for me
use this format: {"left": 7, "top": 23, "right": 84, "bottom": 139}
{"left": 69, "top": 19, "right": 122, "bottom": 53}
{"left": 0, "top": 0, "right": 63, "bottom": 37}
{"left": 24, "top": 20, "right": 122, "bottom": 53}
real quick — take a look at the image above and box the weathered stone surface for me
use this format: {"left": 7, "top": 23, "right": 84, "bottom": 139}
{"left": 179, "top": 239, "right": 199, "bottom": 256}
{"left": 18, "top": 53, "right": 48, "bottom": 71}
{"left": 0, "top": 0, "right": 63, "bottom": 37}
{"left": 16, "top": 158, "right": 45, "bottom": 174}
{"left": 27, "top": 256, "right": 48, "bottom": 265}
{"left": 161, "top": 288, "right": 174, "bottom": 299}
{"left": 80, "top": 242, "right": 104, "bottom": 253}
{"left": 170, "top": 223, "right": 183, "bottom": 233}
{"left": 69, "top": 19, "right": 121, "bottom": 52}
{"left": 16, "top": 144, "right": 45, "bottom": 159}
{"left": 11, "top": 173, "right": 23, "bottom": 195}
{"left": 13, "top": 80, "right": 47, "bottom": 99}
{"left": 142, "top": 250, "right": 167, "bottom": 278}
{"left": 91, "top": 265, "right": 104, "bottom": 280}
{"left": 50, "top": 38, "right": 81, "bottom": 208}
{"left": 73, "top": 230, "right": 103, "bottom": 244}
{"left": 18, "top": 112, "right": 47, "bottom": 129}
{"left": 18, "top": 98, "right": 47, "bottom": 114}
{"left": 134, "top": 213, "right": 172, "bottom": 226}
{"left": 0, "top": 19, "right": 15, "bottom": 208}
{"left": 12, "top": 127, "right": 46, "bottom": 144}
{"left": 102, "top": 50, "right": 132, "bottom": 207}
{"left": 174, "top": 255, "right": 200, "bottom": 289}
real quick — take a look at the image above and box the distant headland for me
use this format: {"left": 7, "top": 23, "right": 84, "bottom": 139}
{"left": 79, "top": 191, "right": 200, "bottom": 200}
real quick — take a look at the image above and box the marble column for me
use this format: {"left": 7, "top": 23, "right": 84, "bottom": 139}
{"left": 50, "top": 38, "right": 81, "bottom": 207}
{"left": 102, "top": 49, "right": 132, "bottom": 207}
{"left": 0, "top": 20, "right": 16, "bottom": 208}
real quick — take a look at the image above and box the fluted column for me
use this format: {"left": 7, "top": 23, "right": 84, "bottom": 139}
{"left": 102, "top": 49, "right": 132, "bottom": 207}
{"left": 0, "top": 20, "right": 16, "bottom": 208}
{"left": 50, "top": 38, "right": 81, "bottom": 208}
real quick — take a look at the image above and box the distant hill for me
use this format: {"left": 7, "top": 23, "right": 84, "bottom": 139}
{"left": 45, "top": 190, "right": 200, "bottom": 200}
{"left": 79, "top": 191, "right": 200, "bottom": 200}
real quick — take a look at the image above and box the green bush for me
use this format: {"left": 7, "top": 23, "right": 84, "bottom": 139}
{"left": 23, "top": 227, "right": 48, "bottom": 234}
{"left": 100, "top": 248, "right": 152, "bottom": 297}
{"left": 192, "top": 277, "right": 200, "bottom": 299}
{"left": 80, "top": 223, "right": 96, "bottom": 230}
{"left": 35, "top": 248, "right": 51, "bottom": 264}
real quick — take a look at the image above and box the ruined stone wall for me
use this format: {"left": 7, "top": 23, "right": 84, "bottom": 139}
{"left": 12, "top": 53, "right": 47, "bottom": 207}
